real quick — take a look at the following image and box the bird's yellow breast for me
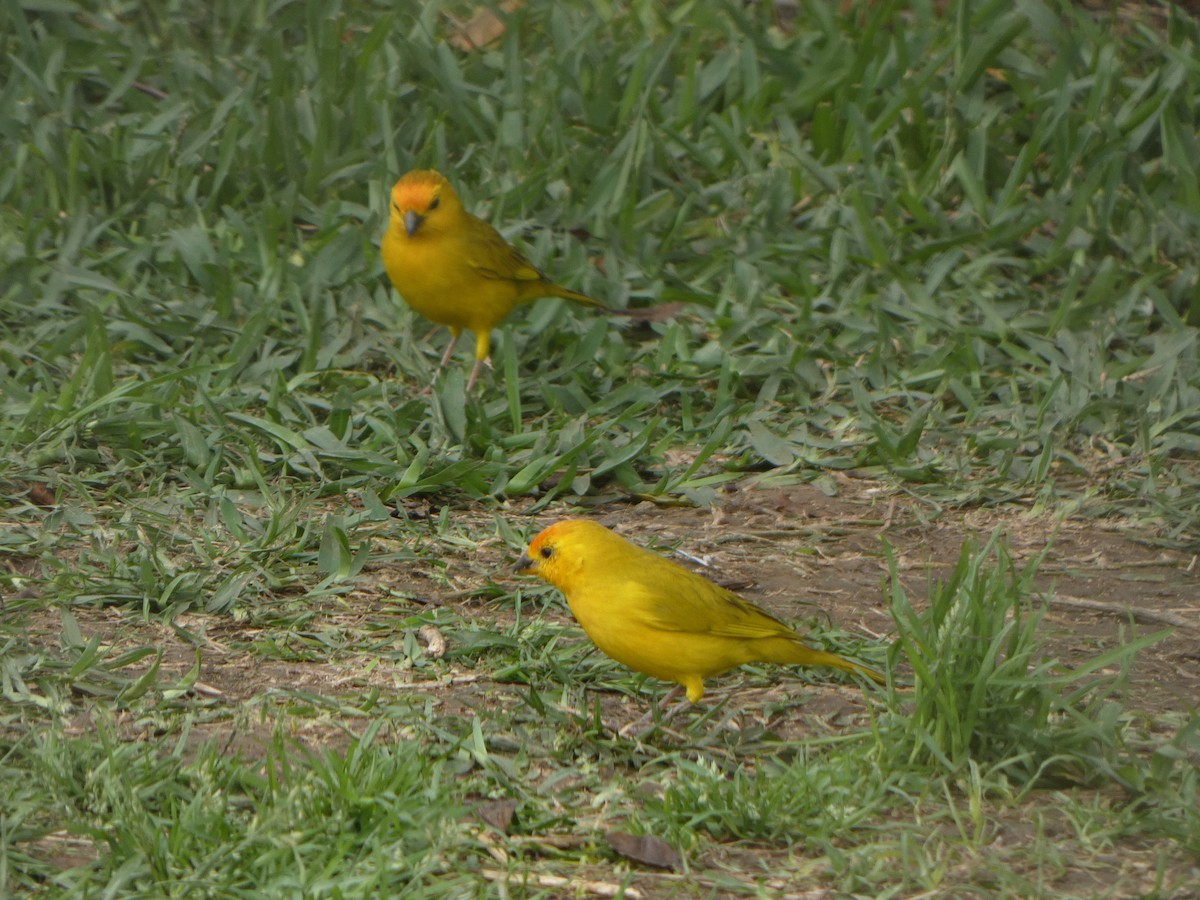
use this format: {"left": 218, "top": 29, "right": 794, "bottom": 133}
{"left": 381, "top": 224, "right": 520, "bottom": 334}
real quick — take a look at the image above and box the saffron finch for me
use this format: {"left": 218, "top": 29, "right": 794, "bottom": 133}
{"left": 381, "top": 169, "right": 606, "bottom": 390}
{"left": 515, "top": 519, "right": 884, "bottom": 704}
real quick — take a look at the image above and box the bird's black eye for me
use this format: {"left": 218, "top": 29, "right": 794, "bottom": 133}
{"left": 429, "top": 196, "right": 440, "bottom": 210}
{"left": 539, "top": 545, "right": 553, "bottom": 559}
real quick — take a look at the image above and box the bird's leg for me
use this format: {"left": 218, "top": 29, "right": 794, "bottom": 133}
{"left": 658, "top": 684, "right": 687, "bottom": 711}
{"left": 418, "top": 330, "right": 460, "bottom": 396}
{"left": 465, "top": 330, "right": 495, "bottom": 392}
{"left": 466, "top": 356, "right": 492, "bottom": 392}
{"left": 436, "top": 330, "right": 461, "bottom": 372}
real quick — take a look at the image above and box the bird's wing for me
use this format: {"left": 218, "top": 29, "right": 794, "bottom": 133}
{"left": 463, "top": 217, "right": 549, "bottom": 286}
{"left": 621, "top": 566, "right": 794, "bottom": 640}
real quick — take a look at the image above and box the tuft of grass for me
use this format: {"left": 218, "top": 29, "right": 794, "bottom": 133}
{"left": 643, "top": 743, "right": 888, "bottom": 846}
{"left": 4, "top": 718, "right": 473, "bottom": 896}
{"left": 882, "top": 532, "right": 1169, "bottom": 787}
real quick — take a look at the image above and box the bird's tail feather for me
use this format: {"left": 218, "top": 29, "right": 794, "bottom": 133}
{"left": 819, "top": 650, "right": 886, "bottom": 685}
{"left": 771, "top": 641, "right": 886, "bottom": 685}
{"left": 551, "top": 285, "right": 606, "bottom": 308}
{"left": 551, "top": 285, "right": 686, "bottom": 324}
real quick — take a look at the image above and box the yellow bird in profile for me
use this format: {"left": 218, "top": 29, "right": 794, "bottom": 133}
{"left": 516, "top": 519, "right": 884, "bottom": 706}
{"left": 380, "top": 169, "right": 606, "bottom": 390}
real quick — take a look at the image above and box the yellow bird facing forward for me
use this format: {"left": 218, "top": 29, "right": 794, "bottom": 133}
{"left": 381, "top": 170, "right": 606, "bottom": 391}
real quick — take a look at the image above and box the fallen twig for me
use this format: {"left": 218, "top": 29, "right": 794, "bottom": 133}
{"left": 1050, "top": 594, "right": 1196, "bottom": 630}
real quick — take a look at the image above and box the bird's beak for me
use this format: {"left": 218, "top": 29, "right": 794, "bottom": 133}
{"left": 514, "top": 553, "right": 535, "bottom": 574}
{"left": 403, "top": 210, "right": 424, "bottom": 236}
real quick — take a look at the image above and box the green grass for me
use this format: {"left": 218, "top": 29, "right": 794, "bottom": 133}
{"left": 883, "top": 532, "right": 1168, "bottom": 787}
{"left": 3, "top": 0, "right": 1200, "bottom": 895}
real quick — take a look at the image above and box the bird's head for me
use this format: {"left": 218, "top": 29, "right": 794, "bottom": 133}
{"left": 389, "top": 169, "right": 462, "bottom": 238}
{"left": 514, "top": 519, "right": 614, "bottom": 592}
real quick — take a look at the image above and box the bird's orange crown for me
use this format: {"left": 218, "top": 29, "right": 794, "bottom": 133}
{"left": 522, "top": 520, "right": 614, "bottom": 590}
{"left": 390, "top": 169, "right": 455, "bottom": 215}
{"left": 527, "top": 519, "right": 603, "bottom": 556}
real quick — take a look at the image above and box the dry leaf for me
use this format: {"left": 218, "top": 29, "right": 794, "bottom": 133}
{"left": 475, "top": 798, "right": 518, "bottom": 833}
{"left": 26, "top": 482, "right": 56, "bottom": 506}
{"left": 448, "top": 1, "right": 523, "bottom": 52}
{"left": 605, "top": 831, "right": 682, "bottom": 870}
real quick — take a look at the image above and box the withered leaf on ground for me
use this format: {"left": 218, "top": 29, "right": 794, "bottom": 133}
{"left": 448, "top": 1, "right": 523, "bottom": 52}
{"left": 26, "top": 482, "right": 56, "bottom": 507}
{"left": 605, "top": 831, "right": 682, "bottom": 870}
{"left": 475, "top": 798, "right": 518, "bottom": 833}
